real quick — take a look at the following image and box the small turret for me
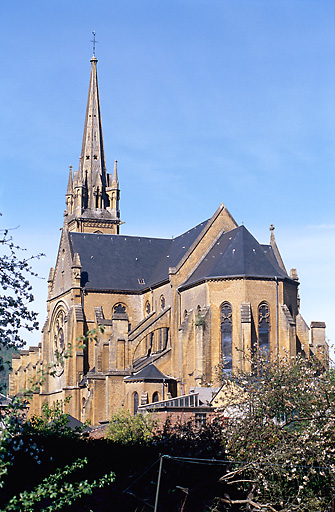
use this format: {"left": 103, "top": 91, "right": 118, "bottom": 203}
{"left": 106, "top": 160, "right": 120, "bottom": 226}
{"left": 65, "top": 166, "right": 74, "bottom": 215}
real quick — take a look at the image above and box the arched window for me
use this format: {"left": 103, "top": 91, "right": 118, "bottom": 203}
{"left": 52, "top": 306, "right": 67, "bottom": 377}
{"left": 133, "top": 392, "right": 139, "bottom": 415}
{"left": 114, "top": 303, "right": 126, "bottom": 315}
{"left": 160, "top": 295, "right": 166, "bottom": 310}
{"left": 145, "top": 301, "right": 151, "bottom": 316}
{"left": 152, "top": 392, "right": 159, "bottom": 403}
{"left": 258, "top": 302, "right": 270, "bottom": 357}
{"left": 220, "top": 302, "right": 232, "bottom": 371}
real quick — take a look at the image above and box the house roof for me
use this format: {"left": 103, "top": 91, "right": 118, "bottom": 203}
{"left": 124, "top": 363, "right": 174, "bottom": 382}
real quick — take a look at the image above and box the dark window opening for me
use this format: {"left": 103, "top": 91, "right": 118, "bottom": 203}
{"left": 258, "top": 302, "right": 270, "bottom": 358}
{"left": 114, "top": 303, "right": 126, "bottom": 314}
{"left": 220, "top": 302, "right": 232, "bottom": 370}
{"left": 195, "top": 413, "right": 206, "bottom": 428}
{"left": 133, "top": 392, "right": 139, "bottom": 415}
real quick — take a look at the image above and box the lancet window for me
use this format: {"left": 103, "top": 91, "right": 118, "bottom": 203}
{"left": 220, "top": 302, "right": 232, "bottom": 370}
{"left": 133, "top": 392, "right": 139, "bottom": 415}
{"left": 258, "top": 302, "right": 270, "bottom": 356}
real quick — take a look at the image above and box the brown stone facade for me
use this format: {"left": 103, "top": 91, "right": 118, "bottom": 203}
{"left": 9, "top": 55, "right": 328, "bottom": 426}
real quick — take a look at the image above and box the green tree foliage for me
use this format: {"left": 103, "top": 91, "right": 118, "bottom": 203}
{"left": 1, "top": 457, "right": 115, "bottom": 512}
{"left": 106, "top": 409, "right": 157, "bottom": 445}
{"left": 219, "top": 354, "right": 335, "bottom": 511}
{"left": 0, "top": 220, "right": 43, "bottom": 349}
{"left": 0, "top": 345, "right": 18, "bottom": 393}
{"left": 24, "top": 398, "right": 89, "bottom": 438}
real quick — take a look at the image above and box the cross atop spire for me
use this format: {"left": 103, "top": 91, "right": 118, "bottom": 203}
{"left": 269, "top": 223, "right": 275, "bottom": 244}
{"left": 91, "top": 31, "right": 97, "bottom": 57}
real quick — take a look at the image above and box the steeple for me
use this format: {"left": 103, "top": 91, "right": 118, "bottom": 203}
{"left": 65, "top": 53, "right": 121, "bottom": 234}
{"left": 79, "top": 54, "right": 107, "bottom": 210}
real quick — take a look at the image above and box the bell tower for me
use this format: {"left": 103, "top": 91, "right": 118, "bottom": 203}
{"left": 64, "top": 53, "right": 121, "bottom": 234}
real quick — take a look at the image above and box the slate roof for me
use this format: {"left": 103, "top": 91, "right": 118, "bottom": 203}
{"left": 69, "top": 220, "right": 207, "bottom": 291}
{"left": 68, "top": 222, "right": 291, "bottom": 293}
{"left": 183, "top": 225, "right": 289, "bottom": 288}
{"left": 124, "top": 363, "right": 174, "bottom": 382}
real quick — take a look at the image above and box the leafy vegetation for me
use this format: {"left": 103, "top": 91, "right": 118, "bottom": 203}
{"left": 218, "top": 354, "right": 335, "bottom": 511}
{"left": 2, "top": 458, "right": 115, "bottom": 512}
{"left": 0, "top": 219, "right": 43, "bottom": 349}
{"left": 106, "top": 409, "right": 157, "bottom": 445}
{"left": 0, "top": 345, "right": 18, "bottom": 393}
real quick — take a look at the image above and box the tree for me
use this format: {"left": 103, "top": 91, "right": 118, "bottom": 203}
{"left": 106, "top": 409, "right": 157, "bottom": 445}
{"left": 218, "top": 354, "right": 335, "bottom": 511}
{"left": 0, "top": 219, "right": 43, "bottom": 349}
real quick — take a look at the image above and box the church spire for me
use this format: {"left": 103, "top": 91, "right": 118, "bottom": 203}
{"left": 66, "top": 51, "right": 121, "bottom": 234}
{"left": 79, "top": 53, "right": 107, "bottom": 209}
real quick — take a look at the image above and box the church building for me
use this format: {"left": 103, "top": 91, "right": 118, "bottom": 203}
{"left": 9, "top": 53, "right": 327, "bottom": 425}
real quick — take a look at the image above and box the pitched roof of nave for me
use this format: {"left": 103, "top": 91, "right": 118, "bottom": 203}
{"left": 69, "top": 219, "right": 206, "bottom": 291}
{"left": 68, "top": 221, "right": 290, "bottom": 293}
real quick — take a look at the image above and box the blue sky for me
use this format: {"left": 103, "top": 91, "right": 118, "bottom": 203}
{"left": 1, "top": 0, "right": 334, "bottom": 349}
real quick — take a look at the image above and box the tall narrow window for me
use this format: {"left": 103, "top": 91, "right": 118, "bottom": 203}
{"left": 258, "top": 302, "right": 270, "bottom": 357}
{"left": 158, "top": 329, "right": 163, "bottom": 351}
{"left": 133, "top": 392, "right": 139, "bottom": 415}
{"left": 220, "top": 302, "right": 232, "bottom": 370}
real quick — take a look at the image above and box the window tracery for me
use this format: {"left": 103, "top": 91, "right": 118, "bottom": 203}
{"left": 113, "top": 303, "right": 126, "bottom": 315}
{"left": 52, "top": 307, "right": 67, "bottom": 377}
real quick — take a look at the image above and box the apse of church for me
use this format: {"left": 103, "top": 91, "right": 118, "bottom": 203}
{"left": 9, "top": 54, "right": 327, "bottom": 425}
